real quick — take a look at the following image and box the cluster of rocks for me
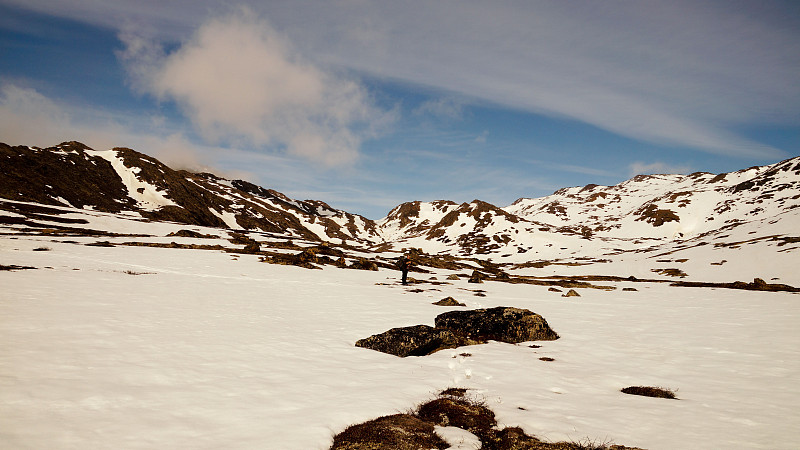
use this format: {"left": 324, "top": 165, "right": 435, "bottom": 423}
{"left": 671, "top": 277, "right": 800, "bottom": 293}
{"left": 167, "top": 229, "right": 217, "bottom": 239}
{"left": 331, "top": 389, "right": 644, "bottom": 450}
{"left": 355, "top": 306, "right": 559, "bottom": 357}
{"left": 228, "top": 232, "right": 261, "bottom": 253}
{"left": 259, "top": 243, "right": 381, "bottom": 271}
{"left": 432, "top": 296, "right": 466, "bottom": 307}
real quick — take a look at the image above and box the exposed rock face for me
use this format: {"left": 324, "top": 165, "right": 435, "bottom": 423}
{"left": 468, "top": 270, "right": 485, "bottom": 283}
{"left": 166, "top": 229, "right": 216, "bottom": 239}
{"left": 671, "top": 278, "right": 800, "bottom": 292}
{"left": 435, "top": 307, "right": 559, "bottom": 344}
{"left": 0, "top": 141, "right": 380, "bottom": 243}
{"left": 507, "top": 156, "right": 800, "bottom": 243}
{"left": 357, "top": 307, "right": 559, "bottom": 357}
{"left": 355, "top": 325, "right": 461, "bottom": 357}
{"left": 432, "top": 297, "right": 466, "bottom": 307}
{"left": 5, "top": 141, "right": 799, "bottom": 259}
{"left": 349, "top": 257, "right": 379, "bottom": 271}
{"left": 562, "top": 289, "right": 580, "bottom": 297}
{"left": 0, "top": 141, "right": 135, "bottom": 212}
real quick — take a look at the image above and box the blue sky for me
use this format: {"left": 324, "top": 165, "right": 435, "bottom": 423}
{"left": 1, "top": 1, "right": 798, "bottom": 219}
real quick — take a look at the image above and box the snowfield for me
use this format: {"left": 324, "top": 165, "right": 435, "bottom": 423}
{"left": 2, "top": 230, "right": 798, "bottom": 449}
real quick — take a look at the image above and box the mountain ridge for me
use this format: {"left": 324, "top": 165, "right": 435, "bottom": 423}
{"left": 2, "top": 141, "right": 799, "bottom": 260}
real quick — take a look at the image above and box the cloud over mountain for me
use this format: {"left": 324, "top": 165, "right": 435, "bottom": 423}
{"left": 118, "top": 9, "right": 392, "bottom": 166}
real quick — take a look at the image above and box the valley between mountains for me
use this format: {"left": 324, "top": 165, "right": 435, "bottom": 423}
{"left": 2, "top": 140, "right": 799, "bottom": 285}
{"left": 1, "top": 141, "right": 799, "bottom": 449}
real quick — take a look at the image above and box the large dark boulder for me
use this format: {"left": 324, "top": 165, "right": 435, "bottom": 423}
{"left": 355, "top": 325, "right": 461, "bottom": 357}
{"left": 435, "top": 307, "right": 559, "bottom": 343}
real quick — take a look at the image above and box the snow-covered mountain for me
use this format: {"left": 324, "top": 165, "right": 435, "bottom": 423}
{"left": 2, "top": 141, "right": 799, "bottom": 262}
{"left": 377, "top": 199, "right": 550, "bottom": 256}
{"left": 376, "top": 157, "right": 800, "bottom": 260}
{"left": 1, "top": 141, "right": 380, "bottom": 244}
{"left": 3, "top": 141, "right": 800, "bottom": 449}
{"left": 506, "top": 158, "right": 800, "bottom": 241}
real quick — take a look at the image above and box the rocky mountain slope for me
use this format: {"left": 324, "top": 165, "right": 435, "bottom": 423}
{"left": 506, "top": 159, "right": 800, "bottom": 240}
{"left": 380, "top": 157, "right": 800, "bottom": 261}
{"left": 1, "top": 141, "right": 380, "bottom": 244}
{"left": 2, "top": 141, "right": 799, "bottom": 264}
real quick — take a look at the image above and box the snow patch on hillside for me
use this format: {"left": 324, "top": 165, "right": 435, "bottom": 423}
{"left": 88, "top": 150, "right": 177, "bottom": 211}
{"left": 209, "top": 207, "right": 240, "bottom": 229}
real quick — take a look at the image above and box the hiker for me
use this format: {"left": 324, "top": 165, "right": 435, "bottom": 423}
{"left": 397, "top": 254, "right": 412, "bottom": 285}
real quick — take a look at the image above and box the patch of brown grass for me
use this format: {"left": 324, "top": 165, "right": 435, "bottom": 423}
{"left": 621, "top": 386, "right": 677, "bottom": 399}
{"left": 332, "top": 390, "right": 646, "bottom": 450}
{"left": 439, "top": 387, "right": 469, "bottom": 397}
{"left": 121, "top": 270, "right": 156, "bottom": 275}
{"left": 416, "top": 396, "right": 496, "bottom": 435}
{"left": 330, "top": 414, "right": 449, "bottom": 449}
{"left": 0, "top": 264, "right": 36, "bottom": 271}
{"left": 651, "top": 268, "right": 687, "bottom": 278}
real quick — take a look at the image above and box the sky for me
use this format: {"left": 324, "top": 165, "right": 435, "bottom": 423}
{"left": 1, "top": 1, "right": 798, "bottom": 219}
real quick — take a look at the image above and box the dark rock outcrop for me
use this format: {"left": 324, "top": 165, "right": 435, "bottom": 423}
{"left": 671, "top": 278, "right": 800, "bottom": 292}
{"left": 0, "top": 142, "right": 135, "bottom": 212}
{"left": 468, "top": 270, "right": 485, "bottom": 283}
{"left": 166, "top": 229, "right": 216, "bottom": 239}
{"left": 432, "top": 297, "right": 466, "bottom": 307}
{"left": 0, "top": 141, "right": 382, "bottom": 243}
{"left": 357, "top": 307, "right": 559, "bottom": 357}
{"left": 435, "top": 307, "right": 559, "bottom": 344}
{"left": 349, "top": 257, "right": 379, "bottom": 271}
{"left": 355, "top": 325, "right": 461, "bottom": 357}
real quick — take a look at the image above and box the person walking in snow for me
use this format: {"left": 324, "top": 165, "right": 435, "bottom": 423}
{"left": 397, "top": 254, "right": 413, "bottom": 285}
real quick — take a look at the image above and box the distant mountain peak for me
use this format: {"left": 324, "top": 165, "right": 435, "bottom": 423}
{"left": 1, "top": 141, "right": 798, "bottom": 258}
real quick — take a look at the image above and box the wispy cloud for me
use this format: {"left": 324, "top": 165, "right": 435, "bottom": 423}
{"left": 413, "top": 97, "right": 465, "bottom": 120}
{"left": 0, "top": 82, "right": 211, "bottom": 173}
{"left": 117, "top": 8, "right": 394, "bottom": 166}
{"left": 291, "top": 1, "right": 797, "bottom": 160}
{"left": 0, "top": 83, "right": 69, "bottom": 147}
{"left": 547, "top": 162, "right": 616, "bottom": 178}
{"left": 628, "top": 161, "right": 694, "bottom": 177}
{"left": 7, "top": 2, "right": 797, "bottom": 160}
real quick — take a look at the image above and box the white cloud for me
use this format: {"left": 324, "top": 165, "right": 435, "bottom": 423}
{"left": 7, "top": 2, "right": 797, "bottom": 160}
{"left": 118, "top": 9, "right": 390, "bottom": 166}
{"left": 0, "top": 82, "right": 211, "bottom": 172}
{"left": 413, "top": 97, "right": 465, "bottom": 120}
{"left": 629, "top": 161, "right": 694, "bottom": 177}
{"left": 0, "top": 84, "right": 70, "bottom": 147}
{"left": 280, "top": 1, "right": 797, "bottom": 160}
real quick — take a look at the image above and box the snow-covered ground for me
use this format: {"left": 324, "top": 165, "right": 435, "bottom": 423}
{"left": 2, "top": 229, "right": 798, "bottom": 449}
